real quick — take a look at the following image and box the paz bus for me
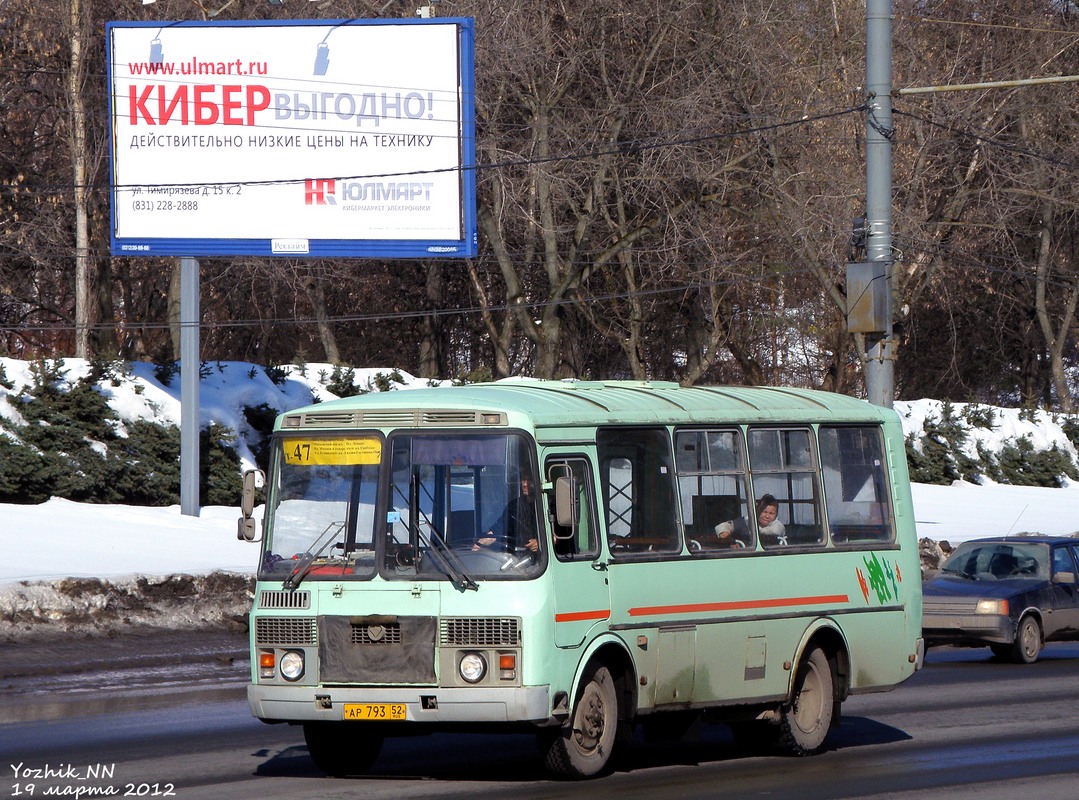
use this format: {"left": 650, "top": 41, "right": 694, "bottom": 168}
{"left": 237, "top": 380, "right": 923, "bottom": 778}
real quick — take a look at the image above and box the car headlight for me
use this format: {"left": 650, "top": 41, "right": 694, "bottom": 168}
{"left": 975, "top": 599, "right": 1009, "bottom": 615}
{"left": 279, "top": 650, "right": 305, "bottom": 681}
{"left": 459, "top": 652, "right": 487, "bottom": 683}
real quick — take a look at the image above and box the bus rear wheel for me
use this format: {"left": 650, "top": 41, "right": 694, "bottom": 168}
{"left": 778, "top": 646, "right": 834, "bottom": 756}
{"left": 540, "top": 664, "right": 619, "bottom": 778}
{"left": 303, "top": 722, "right": 383, "bottom": 777}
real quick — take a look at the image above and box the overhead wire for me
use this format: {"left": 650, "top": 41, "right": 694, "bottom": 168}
{"left": 0, "top": 103, "right": 867, "bottom": 197}
{"left": 5, "top": 237, "right": 1077, "bottom": 338}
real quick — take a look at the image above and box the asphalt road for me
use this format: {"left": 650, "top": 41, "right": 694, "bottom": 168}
{"left": 2, "top": 642, "right": 1079, "bottom": 800}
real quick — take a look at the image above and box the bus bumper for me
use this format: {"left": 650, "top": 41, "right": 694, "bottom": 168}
{"left": 248, "top": 683, "right": 552, "bottom": 724}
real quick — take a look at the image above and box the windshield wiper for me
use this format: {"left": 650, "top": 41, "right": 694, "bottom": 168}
{"left": 402, "top": 471, "right": 477, "bottom": 592}
{"left": 416, "top": 521, "right": 478, "bottom": 592}
{"left": 284, "top": 521, "right": 346, "bottom": 590}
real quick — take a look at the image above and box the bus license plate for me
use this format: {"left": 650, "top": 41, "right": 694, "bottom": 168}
{"left": 343, "top": 703, "right": 406, "bottom": 721}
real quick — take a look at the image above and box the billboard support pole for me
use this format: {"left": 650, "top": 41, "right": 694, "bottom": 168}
{"left": 180, "top": 256, "right": 200, "bottom": 517}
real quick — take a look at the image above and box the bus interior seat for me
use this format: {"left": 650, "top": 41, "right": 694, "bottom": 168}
{"left": 786, "top": 524, "right": 823, "bottom": 545}
{"left": 686, "top": 494, "right": 742, "bottom": 550}
{"left": 692, "top": 494, "right": 742, "bottom": 530}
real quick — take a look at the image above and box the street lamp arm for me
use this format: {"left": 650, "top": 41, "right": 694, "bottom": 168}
{"left": 899, "top": 74, "right": 1079, "bottom": 95}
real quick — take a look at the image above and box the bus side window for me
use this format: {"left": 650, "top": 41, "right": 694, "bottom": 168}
{"left": 546, "top": 458, "right": 598, "bottom": 560}
{"left": 819, "top": 425, "right": 894, "bottom": 543}
{"left": 597, "top": 428, "right": 680, "bottom": 554}
{"left": 747, "top": 427, "right": 825, "bottom": 548}
{"left": 675, "top": 428, "right": 752, "bottom": 552}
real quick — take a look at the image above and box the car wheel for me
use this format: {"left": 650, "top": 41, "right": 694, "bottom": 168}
{"left": 777, "top": 646, "right": 834, "bottom": 755}
{"left": 1010, "top": 615, "right": 1042, "bottom": 664}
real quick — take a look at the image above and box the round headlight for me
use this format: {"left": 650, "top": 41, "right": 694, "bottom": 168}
{"left": 280, "top": 650, "right": 305, "bottom": 681}
{"left": 459, "top": 652, "right": 487, "bottom": 684}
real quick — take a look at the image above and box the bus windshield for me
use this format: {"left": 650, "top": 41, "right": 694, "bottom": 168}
{"left": 260, "top": 435, "right": 382, "bottom": 583}
{"left": 383, "top": 432, "right": 543, "bottom": 582}
{"left": 259, "top": 430, "right": 544, "bottom": 583}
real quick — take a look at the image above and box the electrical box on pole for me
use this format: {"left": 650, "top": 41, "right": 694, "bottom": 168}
{"left": 846, "top": 261, "right": 891, "bottom": 335}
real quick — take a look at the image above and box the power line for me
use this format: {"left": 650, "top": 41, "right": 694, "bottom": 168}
{"left": 893, "top": 107, "right": 1079, "bottom": 173}
{"left": 5, "top": 241, "right": 1076, "bottom": 338}
{"left": 0, "top": 104, "right": 866, "bottom": 197}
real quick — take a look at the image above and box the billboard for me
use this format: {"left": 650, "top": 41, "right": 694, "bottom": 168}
{"left": 106, "top": 19, "right": 477, "bottom": 258}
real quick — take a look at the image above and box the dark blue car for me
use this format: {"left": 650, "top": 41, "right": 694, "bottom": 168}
{"left": 922, "top": 535, "right": 1079, "bottom": 663}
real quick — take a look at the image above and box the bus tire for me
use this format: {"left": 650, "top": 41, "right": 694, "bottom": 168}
{"left": 303, "top": 722, "right": 383, "bottom": 777}
{"left": 778, "top": 646, "right": 833, "bottom": 756}
{"left": 540, "top": 664, "right": 619, "bottom": 778}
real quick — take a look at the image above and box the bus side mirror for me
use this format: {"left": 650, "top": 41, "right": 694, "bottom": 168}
{"left": 238, "top": 468, "right": 265, "bottom": 542}
{"left": 554, "top": 475, "right": 579, "bottom": 529}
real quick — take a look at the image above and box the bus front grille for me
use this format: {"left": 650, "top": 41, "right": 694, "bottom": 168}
{"left": 258, "top": 590, "right": 311, "bottom": 609}
{"left": 440, "top": 617, "right": 520, "bottom": 646}
{"left": 351, "top": 621, "right": 402, "bottom": 644}
{"left": 320, "top": 616, "right": 435, "bottom": 684}
{"left": 255, "top": 616, "right": 318, "bottom": 646}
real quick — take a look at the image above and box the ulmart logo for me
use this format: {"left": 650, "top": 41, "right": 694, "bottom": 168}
{"left": 304, "top": 179, "right": 337, "bottom": 206}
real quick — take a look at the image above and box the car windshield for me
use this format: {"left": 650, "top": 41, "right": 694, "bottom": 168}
{"left": 941, "top": 541, "right": 1048, "bottom": 580}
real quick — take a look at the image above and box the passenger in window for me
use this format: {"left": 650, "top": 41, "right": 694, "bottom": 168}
{"left": 715, "top": 494, "right": 787, "bottom": 548}
{"left": 474, "top": 475, "right": 540, "bottom": 553}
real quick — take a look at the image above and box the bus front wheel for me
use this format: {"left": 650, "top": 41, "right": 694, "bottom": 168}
{"left": 778, "top": 646, "right": 834, "bottom": 756}
{"left": 303, "top": 722, "right": 383, "bottom": 777}
{"left": 540, "top": 664, "right": 619, "bottom": 778}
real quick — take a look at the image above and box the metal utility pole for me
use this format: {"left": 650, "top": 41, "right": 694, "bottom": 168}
{"left": 864, "top": 0, "right": 894, "bottom": 408}
{"left": 855, "top": 8, "right": 1079, "bottom": 407}
{"left": 180, "top": 257, "right": 200, "bottom": 517}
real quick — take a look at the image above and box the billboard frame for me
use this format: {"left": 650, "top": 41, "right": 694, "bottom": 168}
{"left": 106, "top": 18, "right": 477, "bottom": 259}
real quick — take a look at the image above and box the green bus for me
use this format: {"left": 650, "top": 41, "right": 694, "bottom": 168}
{"left": 237, "top": 380, "right": 923, "bottom": 778}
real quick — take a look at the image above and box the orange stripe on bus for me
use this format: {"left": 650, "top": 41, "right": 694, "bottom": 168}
{"left": 555, "top": 609, "right": 612, "bottom": 623}
{"left": 627, "top": 594, "right": 849, "bottom": 617}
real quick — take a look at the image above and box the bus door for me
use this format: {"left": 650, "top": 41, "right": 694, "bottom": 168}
{"left": 545, "top": 455, "right": 609, "bottom": 648}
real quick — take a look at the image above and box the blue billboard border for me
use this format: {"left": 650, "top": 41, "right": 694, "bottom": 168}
{"left": 106, "top": 18, "right": 478, "bottom": 259}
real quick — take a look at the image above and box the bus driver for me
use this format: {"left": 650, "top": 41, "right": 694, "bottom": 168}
{"left": 473, "top": 475, "right": 540, "bottom": 553}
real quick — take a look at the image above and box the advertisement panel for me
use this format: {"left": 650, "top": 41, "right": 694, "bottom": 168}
{"left": 106, "top": 18, "right": 477, "bottom": 258}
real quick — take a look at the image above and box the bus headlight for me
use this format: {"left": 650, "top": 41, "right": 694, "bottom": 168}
{"left": 279, "top": 650, "right": 305, "bottom": 681}
{"left": 459, "top": 652, "right": 487, "bottom": 683}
